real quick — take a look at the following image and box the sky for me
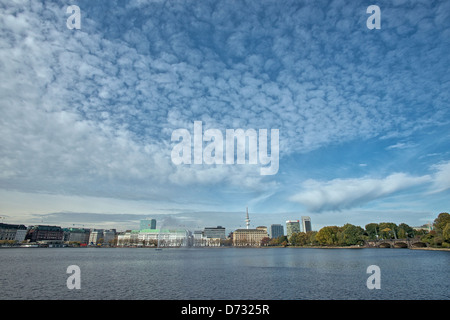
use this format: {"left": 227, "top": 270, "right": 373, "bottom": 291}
{"left": 1, "top": 0, "right": 449, "bottom": 233}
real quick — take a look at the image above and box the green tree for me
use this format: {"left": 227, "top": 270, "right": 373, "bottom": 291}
{"left": 306, "top": 231, "right": 318, "bottom": 246}
{"left": 379, "top": 222, "right": 398, "bottom": 239}
{"left": 397, "top": 223, "right": 414, "bottom": 238}
{"left": 261, "top": 237, "right": 270, "bottom": 246}
{"left": 420, "top": 231, "right": 435, "bottom": 246}
{"left": 316, "top": 226, "right": 340, "bottom": 246}
{"left": 269, "top": 236, "right": 287, "bottom": 246}
{"left": 365, "top": 223, "right": 379, "bottom": 240}
{"left": 397, "top": 228, "right": 407, "bottom": 239}
{"left": 443, "top": 223, "right": 450, "bottom": 242}
{"left": 431, "top": 212, "right": 450, "bottom": 247}
{"left": 434, "top": 212, "right": 450, "bottom": 233}
{"left": 340, "top": 224, "right": 365, "bottom": 246}
{"left": 289, "top": 232, "right": 308, "bottom": 246}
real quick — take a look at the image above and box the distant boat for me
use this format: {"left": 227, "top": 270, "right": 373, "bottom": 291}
{"left": 155, "top": 248, "right": 163, "bottom": 251}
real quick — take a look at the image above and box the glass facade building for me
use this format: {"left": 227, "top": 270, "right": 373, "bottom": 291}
{"left": 302, "top": 216, "right": 312, "bottom": 233}
{"left": 203, "top": 226, "right": 226, "bottom": 239}
{"left": 140, "top": 219, "right": 156, "bottom": 230}
{"left": 270, "top": 224, "right": 284, "bottom": 239}
{"left": 286, "top": 220, "right": 300, "bottom": 239}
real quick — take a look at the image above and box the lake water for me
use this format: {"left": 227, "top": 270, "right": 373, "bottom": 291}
{"left": 0, "top": 247, "right": 448, "bottom": 300}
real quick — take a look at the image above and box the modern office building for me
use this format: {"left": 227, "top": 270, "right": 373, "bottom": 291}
{"left": 286, "top": 220, "right": 300, "bottom": 239}
{"left": 270, "top": 224, "right": 284, "bottom": 239}
{"left": 203, "top": 226, "right": 226, "bottom": 239}
{"left": 302, "top": 216, "right": 312, "bottom": 232}
{"left": 193, "top": 230, "right": 222, "bottom": 247}
{"left": 140, "top": 219, "right": 156, "bottom": 230}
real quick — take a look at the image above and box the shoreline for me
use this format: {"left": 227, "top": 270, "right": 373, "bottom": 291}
{"left": 2, "top": 245, "right": 450, "bottom": 251}
{"left": 410, "top": 247, "right": 450, "bottom": 251}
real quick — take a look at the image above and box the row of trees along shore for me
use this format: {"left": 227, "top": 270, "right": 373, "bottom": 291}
{"left": 269, "top": 212, "right": 450, "bottom": 248}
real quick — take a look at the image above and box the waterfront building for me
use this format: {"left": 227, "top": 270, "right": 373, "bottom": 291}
{"left": 88, "top": 229, "right": 103, "bottom": 245}
{"left": 270, "top": 224, "right": 284, "bottom": 239}
{"left": 64, "top": 228, "right": 90, "bottom": 244}
{"left": 193, "top": 230, "right": 222, "bottom": 247}
{"left": 193, "top": 230, "right": 204, "bottom": 246}
{"left": 232, "top": 207, "right": 269, "bottom": 246}
{"left": 103, "top": 229, "right": 117, "bottom": 246}
{"left": 256, "top": 226, "right": 267, "bottom": 233}
{"left": 88, "top": 229, "right": 116, "bottom": 246}
{"left": 286, "top": 220, "right": 300, "bottom": 239}
{"left": 203, "top": 226, "right": 226, "bottom": 239}
{"left": 0, "top": 223, "right": 27, "bottom": 242}
{"left": 118, "top": 229, "right": 191, "bottom": 247}
{"left": 117, "top": 230, "right": 139, "bottom": 246}
{"left": 140, "top": 218, "right": 156, "bottom": 230}
{"left": 233, "top": 228, "right": 268, "bottom": 246}
{"left": 302, "top": 216, "right": 312, "bottom": 233}
{"left": 25, "top": 225, "right": 64, "bottom": 243}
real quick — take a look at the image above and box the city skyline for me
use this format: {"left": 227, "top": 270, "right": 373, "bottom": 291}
{"left": 1, "top": 1, "right": 449, "bottom": 232}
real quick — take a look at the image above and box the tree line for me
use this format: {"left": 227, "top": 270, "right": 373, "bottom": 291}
{"left": 268, "top": 212, "right": 450, "bottom": 248}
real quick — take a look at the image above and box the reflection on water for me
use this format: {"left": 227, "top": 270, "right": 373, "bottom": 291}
{"left": 0, "top": 247, "right": 448, "bottom": 300}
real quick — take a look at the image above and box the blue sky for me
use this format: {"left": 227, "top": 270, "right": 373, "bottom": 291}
{"left": 0, "top": 0, "right": 449, "bottom": 232}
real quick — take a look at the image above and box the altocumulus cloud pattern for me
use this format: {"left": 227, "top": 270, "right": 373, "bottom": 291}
{"left": 0, "top": 0, "right": 449, "bottom": 229}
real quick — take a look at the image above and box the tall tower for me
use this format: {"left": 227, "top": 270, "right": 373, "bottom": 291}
{"left": 301, "top": 216, "right": 312, "bottom": 233}
{"left": 245, "top": 207, "right": 250, "bottom": 229}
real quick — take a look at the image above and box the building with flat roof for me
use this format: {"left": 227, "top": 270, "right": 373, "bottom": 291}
{"left": 203, "top": 226, "right": 226, "bottom": 239}
{"left": 286, "top": 220, "right": 300, "bottom": 239}
{"left": 302, "top": 216, "right": 312, "bottom": 232}
{"left": 63, "top": 228, "right": 90, "bottom": 244}
{"left": 88, "top": 229, "right": 116, "bottom": 246}
{"left": 270, "top": 224, "right": 284, "bottom": 239}
{"left": 118, "top": 229, "right": 191, "bottom": 247}
{"left": 140, "top": 219, "right": 156, "bottom": 230}
{"left": 233, "top": 228, "right": 268, "bottom": 247}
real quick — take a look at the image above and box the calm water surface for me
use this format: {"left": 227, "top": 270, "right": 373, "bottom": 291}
{"left": 0, "top": 247, "right": 448, "bottom": 300}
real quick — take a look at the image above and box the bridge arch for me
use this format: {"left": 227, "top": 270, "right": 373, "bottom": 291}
{"left": 393, "top": 242, "right": 408, "bottom": 248}
{"left": 378, "top": 242, "right": 392, "bottom": 248}
{"left": 410, "top": 241, "right": 427, "bottom": 248}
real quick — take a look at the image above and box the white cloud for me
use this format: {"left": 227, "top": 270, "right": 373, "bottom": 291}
{"left": 430, "top": 161, "right": 450, "bottom": 194}
{"left": 289, "top": 172, "right": 432, "bottom": 212}
{"left": 0, "top": 0, "right": 449, "bottom": 222}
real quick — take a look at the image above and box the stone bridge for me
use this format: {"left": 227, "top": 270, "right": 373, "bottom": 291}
{"left": 365, "top": 238, "right": 427, "bottom": 249}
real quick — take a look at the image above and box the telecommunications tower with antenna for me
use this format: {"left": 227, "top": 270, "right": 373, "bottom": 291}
{"left": 245, "top": 207, "right": 250, "bottom": 229}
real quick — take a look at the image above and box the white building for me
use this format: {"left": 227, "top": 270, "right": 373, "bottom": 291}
{"left": 88, "top": 229, "right": 116, "bottom": 246}
{"left": 118, "top": 229, "right": 190, "bottom": 247}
